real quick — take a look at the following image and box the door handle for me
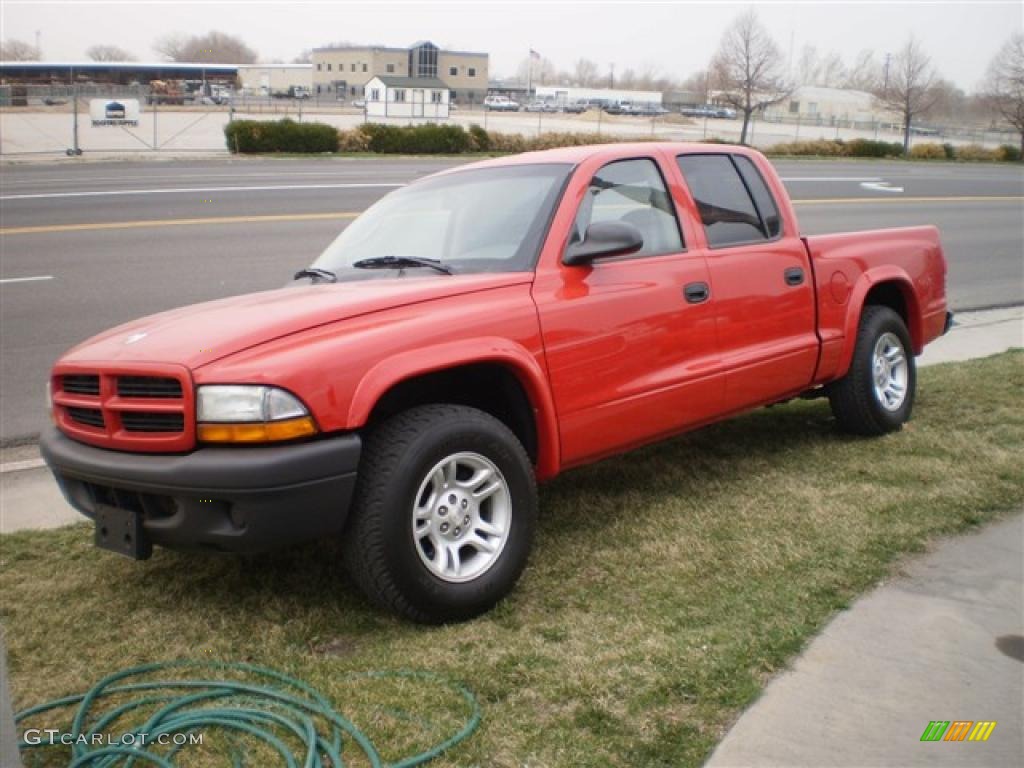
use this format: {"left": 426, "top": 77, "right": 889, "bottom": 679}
{"left": 784, "top": 267, "right": 805, "bottom": 286}
{"left": 683, "top": 282, "right": 710, "bottom": 304}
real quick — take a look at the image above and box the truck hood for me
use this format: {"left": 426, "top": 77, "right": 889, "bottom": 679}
{"left": 61, "top": 273, "right": 532, "bottom": 369}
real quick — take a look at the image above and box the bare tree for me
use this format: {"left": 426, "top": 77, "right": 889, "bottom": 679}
{"left": 516, "top": 55, "right": 556, "bottom": 87}
{"left": 984, "top": 32, "right": 1024, "bottom": 159}
{"left": 797, "top": 45, "right": 820, "bottom": 87}
{"left": 876, "top": 37, "right": 939, "bottom": 154}
{"left": 1, "top": 38, "right": 41, "bottom": 60}
{"left": 292, "top": 49, "right": 313, "bottom": 64}
{"left": 710, "top": 10, "right": 791, "bottom": 144}
{"left": 153, "top": 31, "right": 257, "bottom": 64}
{"left": 818, "top": 52, "right": 847, "bottom": 88}
{"left": 86, "top": 44, "right": 136, "bottom": 62}
{"left": 573, "top": 58, "right": 599, "bottom": 87}
{"left": 844, "top": 49, "right": 882, "bottom": 92}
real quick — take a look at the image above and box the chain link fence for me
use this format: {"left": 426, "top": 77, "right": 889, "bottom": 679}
{"left": 0, "top": 84, "right": 237, "bottom": 155}
{"left": 2, "top": 84, "right": 1016, "bottom": 156}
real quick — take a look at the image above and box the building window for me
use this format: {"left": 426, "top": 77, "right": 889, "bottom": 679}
{"left": 327, "top": 63, "right": 332, "bottom": 71}
{"left": 362, "top": 63, "right": 368, "bottom": 72}
{"left": 789, "top": 101, "right": 800, "bottom": 114}
{"left": 316, "top": 84, "right": 321, "bottom": 93}
{"left": 468, "top": 67, "right": 476, "bottom": 77}
{"left": 431, "top": 90, "right": 443, "bottom": 103}
{"left": 351, "top": 86, "right": 356, "bottom": 95}
{"left": 449, "top": 66, "right": 458, "bottom": 76}
{"left": 350, "top": 63, "right": 356, "bottom": 72}
{"left": 387, "top": 63, "right": 395, "bottom": 73}
{"left": 316, "top": 63, "right": 322, "bottom": 71}
{"left": 393, "top": 89, "right": 406, "bottom": 102}
{"left": 370, "top": 88, "right": 380, "bottom": 101}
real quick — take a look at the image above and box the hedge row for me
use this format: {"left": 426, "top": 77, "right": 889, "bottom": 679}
{"left": 337, "top": 122, "right": 647, "bottom": 154}
{"left": 225, "top": 119, "right": 1022, "bottom": 163}
{"left": 224, "top": 119, "right": 339, "bottom": 153}
{"left": 767, "top": 137, "right": 1021, "bottom": 162}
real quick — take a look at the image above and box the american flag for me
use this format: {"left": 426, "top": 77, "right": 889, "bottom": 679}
{"left": 529, "top": 49, "right": 541, "bottom": 60}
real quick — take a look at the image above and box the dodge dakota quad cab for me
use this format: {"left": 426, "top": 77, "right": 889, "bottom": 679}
{"left": 41, "top": 143, "right": 951, "bottom": 623}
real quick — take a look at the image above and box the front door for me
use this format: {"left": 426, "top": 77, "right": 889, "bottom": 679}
{"left": 412, "top": 89, "right": 425, "bottom": 117}
{"left": 532, "top": 156, "right": 722, "bottom": 467}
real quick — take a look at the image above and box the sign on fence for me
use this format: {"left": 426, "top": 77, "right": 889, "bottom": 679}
{"left": 90, "top": 98, "right": 140, "bottom": 126}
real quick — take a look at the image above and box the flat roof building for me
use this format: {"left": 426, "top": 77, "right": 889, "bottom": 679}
{"left": 312, "top": 40, "right": 487, "bottom": 104}
{"left": 237, "top": 64, "right": 312, "bottom": 95}
{"left": 0, "top": 61, "right": 238, "bottom": 85}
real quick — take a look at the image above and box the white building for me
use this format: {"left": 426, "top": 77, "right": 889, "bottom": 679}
{"left": 533, "top": 85, "right": 662, "bottom": 106}
{"left": 365, "top": 76, "right": 450, "bottom": 118}
{"left": 763, "top": 86, "right": 896, "bottom": 123}
{"left": 237, "top": 64, "right": 312, "bottom": 96}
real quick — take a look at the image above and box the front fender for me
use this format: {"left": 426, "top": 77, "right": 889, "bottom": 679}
{"left": 348, "top": 337, "right": 562, "bottom": 480}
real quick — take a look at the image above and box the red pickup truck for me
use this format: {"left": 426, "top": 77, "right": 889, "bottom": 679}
{"left": 42, "top": 143, "right": 951, "bottom": 623}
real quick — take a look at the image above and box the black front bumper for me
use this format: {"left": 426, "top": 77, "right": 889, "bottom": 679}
{"left": 40, "top": 426, "right": 361, "bottom": 556}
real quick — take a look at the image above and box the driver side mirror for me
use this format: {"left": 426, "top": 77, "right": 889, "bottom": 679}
{"left": 563, "top": 221, "right": 644, "bottom": 266}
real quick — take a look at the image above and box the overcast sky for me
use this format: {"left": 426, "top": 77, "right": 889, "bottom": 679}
{"left": 3, "top": 1, "right": 1021, "bottom": 91}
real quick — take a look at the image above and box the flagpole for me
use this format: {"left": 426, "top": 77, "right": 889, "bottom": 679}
{"left": 527, "top": 46, "right": 533, "bottom": 98}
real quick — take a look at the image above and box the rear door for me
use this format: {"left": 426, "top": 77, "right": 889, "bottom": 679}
{"left": 675, "top": 153, "right": 817, "bottom": 410}
{"left": 532, "top": 155, "right": 721, "bottom": 467}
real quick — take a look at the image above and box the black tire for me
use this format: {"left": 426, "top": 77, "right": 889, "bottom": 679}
{"left": 342, "top": 404, "right": 537, "bottom": 623}
{"left": 829, "top": 305, "right": 916, "bottom": 436}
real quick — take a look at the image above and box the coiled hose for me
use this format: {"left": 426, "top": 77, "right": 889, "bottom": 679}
{"left": 15, "top": 661, "right": 480, "bottom": 767}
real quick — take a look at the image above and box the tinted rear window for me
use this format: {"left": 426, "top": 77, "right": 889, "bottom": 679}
{"left": 676, "top": 154, "right": 774, "bottom": 248}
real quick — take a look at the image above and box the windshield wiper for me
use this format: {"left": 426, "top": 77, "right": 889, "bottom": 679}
{"left": 293, "top": 267, "right": 338, "bottom": 283}
{"left": 352, "top": 256, "right": 454, "bottom": 275}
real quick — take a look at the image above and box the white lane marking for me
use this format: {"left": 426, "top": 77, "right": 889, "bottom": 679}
{"left": 0, "top": 182, "right": 406, "bottom": 201}
{"left": 0, "top": 170, "right": 429, "bottom": 186}
{"left": 0, "top": 458, "right": 46, "bottom": 474}
{"left": 0, "top": 275, "right": 54, "bottom": 284}
{"left": 860, "top": 181, "right": 905, "bottom": 193}
{"left": 780, "top": 177, "right": 881, "bottom": 182}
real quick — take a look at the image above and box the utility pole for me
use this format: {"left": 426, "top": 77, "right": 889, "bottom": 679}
{"left": 609, "top": 63, "right": 615, "bottom": 90}
{"left": 883, "top": 52, "right": 892, "bottom": 96}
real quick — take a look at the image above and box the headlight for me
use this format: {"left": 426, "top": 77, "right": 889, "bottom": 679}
{"left": 196, "top": 385, "right": 317, "bottom": 443}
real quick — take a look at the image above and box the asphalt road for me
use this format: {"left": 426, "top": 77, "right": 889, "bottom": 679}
{"left": 2, "top": 157, "right": 1022, "bottom": 442}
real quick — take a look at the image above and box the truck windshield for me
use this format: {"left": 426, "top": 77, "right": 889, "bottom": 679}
{"left": 311, "top": 163, "right": 572, "bottom": 276}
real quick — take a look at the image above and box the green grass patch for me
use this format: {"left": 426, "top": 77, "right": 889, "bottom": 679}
{"left": 3, "top": 351, "right": 1022, "bottom": 766}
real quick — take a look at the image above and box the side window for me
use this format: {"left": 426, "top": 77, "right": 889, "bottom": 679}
{"left": 571, "top": 158, "right": 683, "bottom": 258}
{"left": 676, "top": 154, "right": 773, "bottom": 248}
{"left": 733, "top": 156, "right": 781, "bottom": 238}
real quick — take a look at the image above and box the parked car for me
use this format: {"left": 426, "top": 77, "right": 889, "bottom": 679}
{"left": 484, "top": 95, "right": 520, "bottom": 112}
{"left": 525, "top": 101, "right": 558, "bottom": 113}
{"left": 681, "top": 104, "right": 735, "bottom": 119}
{"left": 561, "top": 101, "right": 587, "bottom": 114}
{"left": 42, "top": 143, "right": 950, "bottom": 624}
{"left": 351, "top": 99, "right": 366, "bottom": 109}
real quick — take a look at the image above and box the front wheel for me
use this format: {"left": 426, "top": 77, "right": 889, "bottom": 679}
{"left": 342, "top": 405, "right": 537, "bottom": 623}
{"left": 828, "top": 305, "right": 916, "bottom": 436}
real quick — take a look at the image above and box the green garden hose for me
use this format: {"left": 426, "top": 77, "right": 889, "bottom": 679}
{"left": 15, "top": 661, "right": 480, "bottom": 767}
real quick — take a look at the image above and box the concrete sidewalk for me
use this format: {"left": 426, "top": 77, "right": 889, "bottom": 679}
{"left": 0, "top": 305, "right": 1021, "bottom": 535}
{"left": 706, "top": 513, "right": 1024, "bottom": 767}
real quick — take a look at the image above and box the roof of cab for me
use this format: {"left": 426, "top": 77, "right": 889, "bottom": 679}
{"left": 433, "top": 141, "right": 757, "bottom": 177}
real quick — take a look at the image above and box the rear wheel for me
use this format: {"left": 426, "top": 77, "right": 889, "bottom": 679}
{"left": 342, "top": 404, "right": 537, "bottom": 623}
{"left": 829, "top": 306, "right": 916, "bottom": 435}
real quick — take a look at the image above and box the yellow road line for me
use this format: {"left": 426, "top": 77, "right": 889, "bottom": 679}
{"left": 0, "top": 211, "right": 360, "bottom": 236}
{"left": 793, "top": 195, "right": 1024, "bottom": 205}
{"left": 1, "top": 196, "right": 1021, "bottom": 236}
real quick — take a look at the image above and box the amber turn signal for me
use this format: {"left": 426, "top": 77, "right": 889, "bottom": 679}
{"left": 197, "top": 416, "right": 318, "bottom": 444}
